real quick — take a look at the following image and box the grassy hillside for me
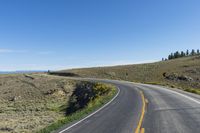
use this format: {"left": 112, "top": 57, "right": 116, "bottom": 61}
{"left": 0, "top": 74, "right": 116, "bottom": 133}
{"left": 61, "top": 55, "right": 200, "bottom": 91}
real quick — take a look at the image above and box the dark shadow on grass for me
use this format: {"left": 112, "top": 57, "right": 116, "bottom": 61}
{"left": 65, "top": 82, "right": 96, "bottom": 115}
{"left": 48, "top": 71, "right": 80, "bottom": 77}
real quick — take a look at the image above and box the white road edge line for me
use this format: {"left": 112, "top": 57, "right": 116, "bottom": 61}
{"left": 141, "top": 84, "right": 200, "bottom": 105}
{"left": 59, "top": 87, "right": 120, "bottom": 133}
{"left": 164, "top": 88, "right": 200, "bottom": 105}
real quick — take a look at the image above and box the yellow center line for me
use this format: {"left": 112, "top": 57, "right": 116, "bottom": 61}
{"left": 135, "top": 91, "right": 146, "bottom": 133}
{"left": 145, "top": 99, "right": 149, "bottom": 104}
{"left": 140, "top": 128, "right": 145, "bottom": 133}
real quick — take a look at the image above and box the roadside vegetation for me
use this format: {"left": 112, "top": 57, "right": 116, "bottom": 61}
{"left": 0, "top": 74, "right": 116, "bottom": 133}
{"left": 62, "top": 55, "right": 200, "bottom": 94}
{"left": 38, "top": 83, "right": 116, "bottom": 133}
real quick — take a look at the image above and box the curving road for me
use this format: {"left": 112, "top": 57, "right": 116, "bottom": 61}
{"left": 56, "top": 79, "right": 200, "bottom": 133}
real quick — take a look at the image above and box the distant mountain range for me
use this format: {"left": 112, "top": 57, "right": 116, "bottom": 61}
{"left": 0, "top": 70, "right": 47, "bottom": 74}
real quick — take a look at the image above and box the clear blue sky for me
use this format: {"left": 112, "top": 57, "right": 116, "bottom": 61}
{"left": 0, "top": 0, "right": 200, "bottom": 71}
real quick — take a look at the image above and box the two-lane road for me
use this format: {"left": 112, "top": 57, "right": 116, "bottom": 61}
{"left": 56, "top": 79, "right": 200, "bottom": 133}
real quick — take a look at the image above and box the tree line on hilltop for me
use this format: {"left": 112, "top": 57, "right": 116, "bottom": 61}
{"left": 162, "top": 49, "right": 200, "bottom": 61}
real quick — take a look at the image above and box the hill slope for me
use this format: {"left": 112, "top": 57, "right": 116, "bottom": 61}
{"left": 0, "top": 74, "right": 116, "bottom": 133}
{"left": 60, "top": 56, "right": 200, "bottom": 91}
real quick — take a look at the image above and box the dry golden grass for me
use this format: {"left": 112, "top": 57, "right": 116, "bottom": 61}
{"left": 0, "top": 74, "right": 77, "bottom": 133}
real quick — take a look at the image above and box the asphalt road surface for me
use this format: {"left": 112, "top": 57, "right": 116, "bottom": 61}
{"left": 56, "top": 79, "right": 200, "bottom": 133}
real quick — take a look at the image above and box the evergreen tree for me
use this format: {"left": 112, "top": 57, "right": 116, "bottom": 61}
{"left": 191, "top": 49, "right": 196, "bottom": 56}
{"left": 181, "top": 51, "right": 185, "bottom": 57}
{"left": 197, "top": 49, "right": 200, "bottom": 55}
{"left": 168, "top": 55, "right": 171, "bottom": 60}
{"left": 171, "top": 53, "right": 174, "bottom": 59}
{"left": 170, "top": 53, "right": 174, "bottom": 59}
{"left": 174, "top": 51, "right": 180, "bottom": 58}
{"left": 166, "top": 49, "right": 199, "bottom": 60}
{"left": 186, "top": 50, "right": 189, "bottom": 56}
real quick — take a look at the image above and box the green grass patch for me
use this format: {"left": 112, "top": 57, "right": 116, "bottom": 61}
{"left": 184, "top": 88, "right": 200, "bottom": 95}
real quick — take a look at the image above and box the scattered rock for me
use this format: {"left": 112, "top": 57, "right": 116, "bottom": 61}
{"left": 178, "top": 75, "right": 193, "bottom": 81}
{"left": 9, "top": 96, "right": 21, "bottom": 101}
{"left": 24, "top": 74, "right": 35, "bottom": 80}
{"left": 182, "top": 65, "right": 189, "bottom": 68}
{"left": 163, "top": 72, "right": 167, "bottom": 77}
{"left": 163, "top": 72, "right": 193, "bottom": 82}
{"left": 44, "top": 89, "right": 57, "bottom": 95}
{"left": 0, "top": 127, "right": 13, "bottom": 132}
